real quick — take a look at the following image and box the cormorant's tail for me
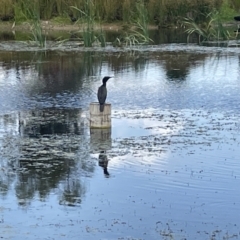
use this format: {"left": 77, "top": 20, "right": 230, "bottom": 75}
{"left": 100, "top": 104, "right": 104, "bottom": 112}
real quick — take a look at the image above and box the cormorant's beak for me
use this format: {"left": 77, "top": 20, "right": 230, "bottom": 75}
{"left": 107, "top": 76, "right": 113, "bottom": 82}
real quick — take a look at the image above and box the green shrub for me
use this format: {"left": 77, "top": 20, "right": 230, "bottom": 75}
{"left": 219, "top": 0, "right": 238, "bottom": 21}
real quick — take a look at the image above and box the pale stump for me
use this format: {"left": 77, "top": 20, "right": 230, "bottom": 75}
{"left": 89, "top": 102, "right": 111, "bottom": 128}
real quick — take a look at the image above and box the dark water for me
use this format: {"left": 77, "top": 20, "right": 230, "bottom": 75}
{"left": 0, "top": 42, "right": 240, "bottom": 240}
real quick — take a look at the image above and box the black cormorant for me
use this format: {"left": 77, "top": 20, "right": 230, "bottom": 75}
{"left": 97, "top": 76, "right": 112, "bottom": 112}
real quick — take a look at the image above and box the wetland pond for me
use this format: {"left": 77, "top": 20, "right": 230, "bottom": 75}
{"left": 0, "top": 30, "right": 240, "bottom": 240}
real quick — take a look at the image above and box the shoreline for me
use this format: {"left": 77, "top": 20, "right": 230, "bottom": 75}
{"left": 0, "top": 21, "right": 160, "bottom": 33}
{"left": 0, "top": 20, "right": 236, "bottom": 34}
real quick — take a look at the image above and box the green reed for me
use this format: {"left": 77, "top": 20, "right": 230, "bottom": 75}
{"left": 229, "top": 0, "right": 240, "bottom": 11}
{"left": 71, "top": 0, "right": 106, "bottom": 47}
{"left": 3, "top": 0, "right": 224, "bottom": 25}
{"left": 183, "top": 10, "right": 231, "bottom": 43}
{"left": 219, "top": 0, "right": 238, "bottom": 21}
{"left": 14, "top": 0, "right": 46, "bottom": 47}
{"left": 134, "top": 0, "right": 150, "bottom": 41}
{"left": 0, "top": 0, "right": 14, "bottom": 20}
{"left": 71, "top": 0, "right": 94, "bottom": 47}
{"left": 114, "top": 0, "right": 152, "bottom": 47}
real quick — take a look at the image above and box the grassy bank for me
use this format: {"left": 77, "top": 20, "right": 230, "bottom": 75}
{"left": 0, "top": 0, "right": 239, "bottom": 26}
{"left": 0, "top": 0, "right": 239, "bottom": 47}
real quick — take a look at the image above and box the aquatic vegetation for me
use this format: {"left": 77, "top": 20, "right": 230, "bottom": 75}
{"left": 113, "top": 0, "right": 153, "bottom": 47}
{"left": 0, "top": 0, "right": 14, "bottom": 21}
{"left": 219, "top": 0, "right": 238, "bottom": 21}
{"left": 96, "top": 28, "right": 106, "bottom": 47}
{"left": 113, "top": 34, "right": 139, "bottom": 47}
{"left": 113, "top": 31, "right": 150, "bottom": 47}
{"left": 230, "top": 0, "right": 240, "bottom": 12}
{"left": 182, "top": 10, "right": 231, "bottom": 43}
{"left": 2, "top": 0, "right": 226, "bottom": 26}
{"left": 133, "top": 0, "right": 151, "bottom": 43}
{"left": 29, "top": 20, "right": 46, "bottom": 48}
{"left": 14, "top": 0, "right": 46, "bottom": 47}
{"left": 71, "top": 0, "right": 106, "bottom": 47}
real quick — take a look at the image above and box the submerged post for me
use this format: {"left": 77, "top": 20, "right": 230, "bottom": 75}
{"left": 90, "top": 128, "right": 112, "bottom": 152}
{"left": 89, "top": 102, "right": 111, "bottom": 128}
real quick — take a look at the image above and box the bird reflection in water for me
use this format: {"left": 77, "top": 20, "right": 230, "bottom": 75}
{"left": 98, "top": 150, "right": 110, "bottom": 177}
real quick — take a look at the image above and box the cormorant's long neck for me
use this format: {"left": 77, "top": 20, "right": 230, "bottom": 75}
{"left": 102, "top": 82, "right": 107, "bottom": 86}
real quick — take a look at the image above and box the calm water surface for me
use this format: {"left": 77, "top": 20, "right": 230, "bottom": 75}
{"left": 0, "top": 44, "right": 240, "bottom": 240}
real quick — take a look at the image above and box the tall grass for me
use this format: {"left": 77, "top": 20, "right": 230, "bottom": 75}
{"left": 14, "top": 0, "right": 46, "bottom": 47}
{"left": 71, "top": 0, "right": 95, "bottom": 47}
{"left": 39, "top": 0, "right": 56, "bottom": 20}
{"left": 134, "top": 1, "right": 149, "bottom": 39}
{"left": 219, "top": 0, "right": 238, "bottom": 21}
{"left": 4, "top": 0, "right": 227, "bottom": 25}
{"left": 130, "top": 0, "right": 153, "bottom": 44}
{"left": 183, "top": 10, "right": 231, "bottom": 43}
{"left": 71, "top": 0, "right": 106, "bottom": 47}
{"left": 113, "top": 0, "right": 153, "bottom": 47}
{"left": 229, "top": 0, "right": 240, "bottom": 12}
{"left": 0, "top": 0, "right": 14, "bottom": 20}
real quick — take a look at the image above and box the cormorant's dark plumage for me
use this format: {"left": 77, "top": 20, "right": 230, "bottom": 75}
{"left": 97, "top": 76, "right": 111, "bottom": 112}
